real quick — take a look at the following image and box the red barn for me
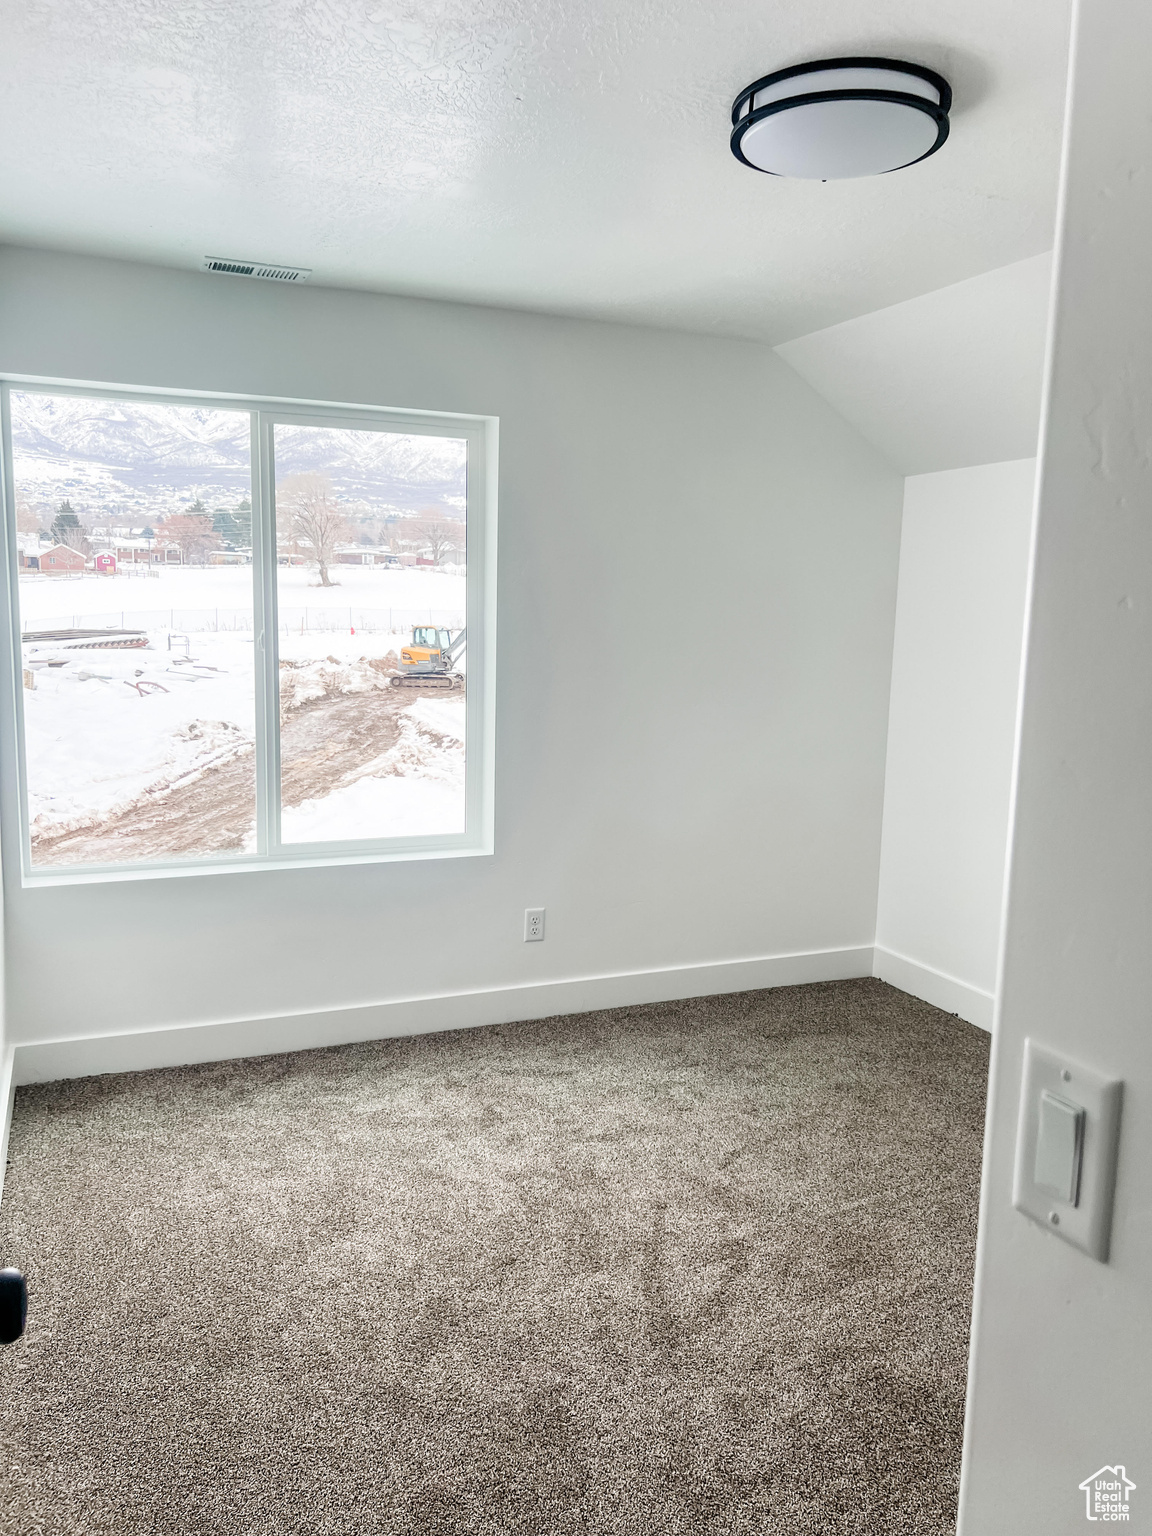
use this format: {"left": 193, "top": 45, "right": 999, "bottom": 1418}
{"left": 95, "top": 553, "right": 117, "bottom": 573}
{"left": 39, "top": 545, "right": 87, "bottom": 574}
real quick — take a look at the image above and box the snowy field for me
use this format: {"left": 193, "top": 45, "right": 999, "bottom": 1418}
{"left": 18, "top": 564, "right": 467, "bottom": 864}
{"left": 18, "top": 562, "right": 466, "bottom": 634}
{"left": 23, "top": 630, "right": 253, "bottom": 824}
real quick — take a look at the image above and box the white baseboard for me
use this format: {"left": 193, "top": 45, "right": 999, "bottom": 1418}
{"left": 872, "top": 945, "right": 994, "bottom": 1032}
{"left": 0, "top": 1046, "right": 14, "bottom": 1207}
{"left": 11, "top": 945, "right": 874, "bottom": 1086}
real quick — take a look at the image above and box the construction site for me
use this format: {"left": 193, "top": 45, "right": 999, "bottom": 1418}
{"left": 17, "top": 563, "right": 467, "bottom": 866}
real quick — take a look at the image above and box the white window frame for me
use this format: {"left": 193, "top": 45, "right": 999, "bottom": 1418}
{"left": 0, "top": 376, "right": 498, "bottom": 886}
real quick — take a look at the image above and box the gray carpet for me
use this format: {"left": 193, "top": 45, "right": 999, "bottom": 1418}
{"left": 0, "top": 979, "right": 989, "bottom": 1536}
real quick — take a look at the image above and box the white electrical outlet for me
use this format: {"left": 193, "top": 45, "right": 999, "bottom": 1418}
{"left": 524, "top": 908, "right": 545, "bottom": 942}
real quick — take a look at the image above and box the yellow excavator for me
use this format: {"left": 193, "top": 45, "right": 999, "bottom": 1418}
{"left": 391, "top": 626, "right": 467, "bottom": 689}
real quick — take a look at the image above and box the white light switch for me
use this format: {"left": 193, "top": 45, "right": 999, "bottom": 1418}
{"left": 1034, "top": 1091, "right": 1084, "bottom": 1204}
{"left": 1013, "top": 1039, "right": 1123, "bottom": 1263}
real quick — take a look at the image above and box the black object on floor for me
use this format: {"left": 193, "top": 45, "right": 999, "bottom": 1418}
{"left": 0, "top": 1268, "right": 26, "bottom": 1345}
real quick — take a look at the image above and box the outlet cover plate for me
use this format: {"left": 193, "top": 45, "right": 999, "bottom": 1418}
{"left": 1013, "top": 1038, "right": 1123, "bottom": 1263}
{"left": 524, "top": 907, "right": 545, "bottom": 942}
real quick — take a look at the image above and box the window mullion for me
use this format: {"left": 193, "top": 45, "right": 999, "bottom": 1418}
{"left": 251, "top": 412, "right": 281, "bottom": 855}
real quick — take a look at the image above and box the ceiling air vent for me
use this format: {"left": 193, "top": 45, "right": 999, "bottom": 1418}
{"left": 201, "top": 257, "right": 312, "bottom": 283}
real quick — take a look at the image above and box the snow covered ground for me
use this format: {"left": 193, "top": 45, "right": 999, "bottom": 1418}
{"left": 280, "top": 697, "right": 465, "bottom": 844}
{"left": 18, "top": 564, "right": 467, "bottom": 863}
{"left": 18, "top": 562, "right": 466, "bottom": 633}
{"left": 22, "top": 631, "right": 257, "bottom": 840}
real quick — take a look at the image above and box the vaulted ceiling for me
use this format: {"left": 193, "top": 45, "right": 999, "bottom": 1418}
{"left": 777, "top": 253, "right": 1052, "bottom": 472}
{"left": 0, "top": 0, "right": 1071, "bottom": 341}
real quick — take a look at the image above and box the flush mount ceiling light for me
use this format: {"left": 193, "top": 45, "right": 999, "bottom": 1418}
{"left": 731, "top": 57, "right": 951, "bottom": 180}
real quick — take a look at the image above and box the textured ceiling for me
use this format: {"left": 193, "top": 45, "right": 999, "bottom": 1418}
{"left": 0, "top": 0, "right": 1072, "bottom": 341}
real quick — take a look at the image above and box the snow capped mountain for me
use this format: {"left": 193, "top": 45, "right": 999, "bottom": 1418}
{"left": 10, "top": 391, "right": 467, "bottom": 517}
{"left": 275, "top": 423, "right": 466, "bottom": 511}
{"left": 12, "top": 393, "right": 249, "bottom": 478}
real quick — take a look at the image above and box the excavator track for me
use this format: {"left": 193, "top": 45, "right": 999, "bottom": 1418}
{"left": 390, "top": 673, "right": 460, "bottom": 689}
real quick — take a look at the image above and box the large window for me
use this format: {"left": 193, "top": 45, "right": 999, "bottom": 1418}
{"left": 0, "top": 382, "right": 495, "bottom": 882}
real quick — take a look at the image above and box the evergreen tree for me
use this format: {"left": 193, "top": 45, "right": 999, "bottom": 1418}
{"left": 51, "top": 502, "right": 85, "bottom": 551}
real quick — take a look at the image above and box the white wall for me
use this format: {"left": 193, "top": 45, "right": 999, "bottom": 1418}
{"left": 773, "top": 264, "right": 1050, "bottom": 1038}
{"left": 0, "top": 247, "right": 903, "bottom": 1079}
{"left": 959, "top": 0, "right": 1152, "bottom": 1528}
{"left": 874, "top": 460, "right": 1035, "bottom": 1029}
{"left": 0, "top": 840, "right": 8, "bottom": 1203}
{"left": 775, "top": 255, "right": 1052, "bottom": 474}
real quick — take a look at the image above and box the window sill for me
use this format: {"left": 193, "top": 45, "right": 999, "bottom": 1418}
{"left": 19, "top": 840, "right": 493, "bottom": 888}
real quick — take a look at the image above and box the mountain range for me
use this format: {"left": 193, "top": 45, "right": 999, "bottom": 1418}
{"left": 10, "top": 391, "right": 468, "bottom": 521}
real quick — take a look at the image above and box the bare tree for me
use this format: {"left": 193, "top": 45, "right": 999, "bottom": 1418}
{"left": 277, "top": 473, "right": 347, "bottom": 586}
{"left": 410, "top": 513, "right": 463, "bottom": 565}
{"left": 16, "top": 492, "right": 43, "bottom": 536}
{"left": 158, "top": 514, "right": 219, "bottom": 565}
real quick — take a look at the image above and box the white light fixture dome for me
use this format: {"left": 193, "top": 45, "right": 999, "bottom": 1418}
{"left": 731, "top": 57, "right": 951, "bottom": 180}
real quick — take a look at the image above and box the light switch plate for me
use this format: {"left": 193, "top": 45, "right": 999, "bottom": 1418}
{"left": 1013, "top": 1038, "right": 1123, "bottom": 1262}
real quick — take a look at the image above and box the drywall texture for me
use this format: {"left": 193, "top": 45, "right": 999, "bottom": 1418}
{"left": 775, "top": 256, "right": 1052, "bottom": 474}
{"left": 875, "top": 461, "right": 1035, "bottom": 1029}
{"left": 0, "top": 247, "right": 903, "bottom": 1062}
{"left": 958, "top": 2, "right": 1152, "bottom": 1530}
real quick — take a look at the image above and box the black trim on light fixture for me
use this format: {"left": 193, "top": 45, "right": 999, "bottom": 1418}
{"left": 730, "top": 56, "right": 952, "bottom": 177}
